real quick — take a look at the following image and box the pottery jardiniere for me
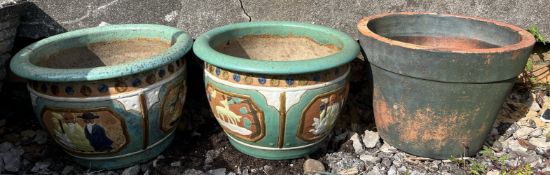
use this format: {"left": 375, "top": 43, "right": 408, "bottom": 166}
{"left": 358, "top": 12, "right": 535, "bottom": 159}
{"left": 10, "top": 24, "right": 193, "bottom": 169}
{"left": 194, "top": 21, "right": 359, "bottom": 159}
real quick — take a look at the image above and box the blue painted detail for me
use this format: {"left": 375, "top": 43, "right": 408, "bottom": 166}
{"left": 158, "top": 69, "right": 166, "bottom": 78}
{"left": 65, "top": 86, "right": 74, "bottom": 95}
{"left": 98, "top": 84, "right": 108, "bottom": 93}
{"left": 285, "top": 78, "right": 294, "bottom": 85}
{"left": 40, "top": 83, "right": 48, "bottom": 92}
{"left": 233, "top": 73, "right": 241, "bottom": 82}
{"left": 132, "top": 79, "right": 142, "bottom": 87}
{"left": 258, "top": 76, "right": 266, "bottom": 84}
{"left": 215, "top": 68, "right": 221, "bottom": 76}
{"left": 313, "top": 75, "right": 321, "bottom": 82}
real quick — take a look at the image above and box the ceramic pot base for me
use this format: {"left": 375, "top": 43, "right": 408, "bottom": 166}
{"left": 71, "top": 133, "right": 174, "bottom": 170}
{"left": 227, "top": 135, "right": 324, "bottom": 160}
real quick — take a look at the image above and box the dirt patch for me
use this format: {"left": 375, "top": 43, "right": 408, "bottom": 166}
{"left": 390, "top": 36, "right": 500, "bottom": 50}
{"left": 214, "top": 35, "right": 340, "bottom": 61}
{"left": 37, "top": 38, "right": 171, "bottom": 69}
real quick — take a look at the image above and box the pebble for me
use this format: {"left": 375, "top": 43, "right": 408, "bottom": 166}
{"left": 208, "top": 168, "right": 226, "bottom": 175}
{"left": 61, "top": 166, "right": 74, "bottom": 175}
{"left": 529, "top": 102, "right": 541, "bottom": 112}
{"left": 514, "top": 127, "right": 535, "bottom": 139}
{"left": 0, "top": 142, "right": 24, "bottom": 172}
{"left": 121, "top": 165, "right": 140, "bottom": 175}
{"left": 325, "top": 152, "right": 366, "bottom": 173}
{"left": 359, "top": 154, "right": 381, "bottom": 163}
{"left": 366, "top": 166, "right": 382, "bottom": 175}
{"left": 507, "top": 139, "right": 528, "bottom": 154}
{"left": 529, "top": 128, "right": 543, "bottom": 137}
{"left": 20, "top": 130, "right": 36, "bottom": 139}
{"left": 362, "top": 130, "right": 380, "bottom": 149}
{"left": 350, "top": 132, "right": 364, "bottom": 154}
{"left": 30, "top": 161, "right": 51, "bottom": 173}
{"left": 380, "top": 142, "right": 397, "bottom": 153}
{"left": 303, "top": 159, "right": 325, "bottom": 174}
{"left": 170, "top": 161, "right": 181, "bottom": 167}
{"left": 33, "top": 130, "right": 48, "bottom": 144}
{"left": 387, "top": 165, "right": 397, "bottom": 175}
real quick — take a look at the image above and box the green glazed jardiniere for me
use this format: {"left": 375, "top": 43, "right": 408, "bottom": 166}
{"left": 358, "top": 12, "right": 535, "bottom": 159}
{"left": 194, "top": 21, "right": 359, "bottom": 159}
{"left": 10, "top": 24, "right": 192, "bottom": 169}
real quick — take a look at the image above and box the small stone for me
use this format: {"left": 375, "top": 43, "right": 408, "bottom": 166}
{"left": 350, "top": 132, "right": 364, "bottom": 153}
{"left": 492, "top": 140, "right": 503, "bottom": 152}
{"left": 325, "top": 152, "right": 366, "bottom": 173}
{"left": 183, "top": 169, "right": 206, "bottom": 175}
{"left": 530, "top": 102, "right": 541, "bottom": 112}
{"left": 387, "top": 166, "right": 397, "bottom": 175}
{"left": 33, "top": 130, "right": 48, "bottom": 144}
{"left": 303, "top": 159, "right": 325, "bottom": 173}
{"left": 529, "top": 128, "right": 543, "bottom": 137}
{"left": 362, "top": 130, "right": 380, "bottom": 148}
{"left": 208, "top": 168, "right": 226, "bottom": 175}
{"left": 31, "top": 161, "right": 51, "bottom": 173}
{"left": 1, "top": 143, "right": 24, "bottom": 172}
{"left": 381, "top": 158, "right": 392, "bottom": 167}
{"left": 508, "top": 139, "right": 528, "bottom": 154}
{"left": 490, "top": 128, "right": 499, "bottom": 136}
{"left": 170, "top": 161, "right": 181, "bottom": 167}
{"left": 359, "top": 154, "right": 381, "bottom": 163}
{"left": 61, "top": 166, "right": 74, "bottom": 175}
{"left": 380, "top": 142, "right": 397, "bottom": 153}
{"left": 514, "top": 127, "right": 535, "bottom": 139}
{"left": 528, "top": 137, "right": 549, "bottom": 154}
{"left": 122, "top": 165, "right": 140, "bottom": 175}
{"left": 366, "top": 166, "right": 382, "bottom": 175}
{"left": 20, "top": 129, "right": 36, "bottom": 139}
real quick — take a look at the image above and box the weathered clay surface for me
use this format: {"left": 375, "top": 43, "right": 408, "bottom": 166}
{"left": 16, "top": 0, "right": 550, "bottom": 39}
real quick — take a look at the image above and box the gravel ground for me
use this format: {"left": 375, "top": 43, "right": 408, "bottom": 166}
{"left": 0, "top": 44, "right": 549, "bottom": 174}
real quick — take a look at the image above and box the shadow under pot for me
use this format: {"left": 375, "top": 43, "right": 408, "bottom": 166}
{"left": 357, "top": 12, "right": 535, "bottom": 159}
{"left": 193, "top": 21, "right": 359, "bottom": 159}
{"left": 10, "top": 24, "right": 193, "bottom": 169}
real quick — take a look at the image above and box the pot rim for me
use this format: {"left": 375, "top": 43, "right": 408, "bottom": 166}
{"left": 10, "top": 24, "right": 193, "bottom": 82}
{"left": 357, "top": 12, "right": 535, "bottom": 54}
{"left": 193, "top": 21, "right": 360, "bottom": 75}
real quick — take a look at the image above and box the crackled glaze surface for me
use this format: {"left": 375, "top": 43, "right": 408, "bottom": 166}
{"left": 195, "top": 21, "right": 359, "bottom": 159}
{"left": 11, "top": 24, "right": 192, "bottom": 169}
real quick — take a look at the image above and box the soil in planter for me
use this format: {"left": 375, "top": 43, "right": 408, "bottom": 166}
{"left": 37, "top": 38, "right": 171, "bottom": 69}
{"left": 389, "top": 36, "right": 500, "bottom": 50}
{"left": 215, "top": 35, "right": 340, "bottom": 61}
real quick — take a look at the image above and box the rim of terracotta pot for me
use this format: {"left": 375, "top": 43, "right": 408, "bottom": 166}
{"left": 10, "top": 24, "right": 193, "bottom": 82}
{"left": 357, "top": 12, "right": 535, "bottom": 54}
{"left": 193, "top": 21, "right": 360, "bottom": 75}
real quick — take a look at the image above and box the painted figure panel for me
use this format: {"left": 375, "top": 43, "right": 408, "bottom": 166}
{"left": 41, "top": 108, "right": 128, "bottom": 154}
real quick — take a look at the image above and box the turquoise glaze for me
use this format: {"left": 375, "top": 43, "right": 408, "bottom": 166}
{"left": 10, "top": 24, "right": 192, "bottom": 169}
{"left": 195, "top": 21, "right": 359, "bottom": 159}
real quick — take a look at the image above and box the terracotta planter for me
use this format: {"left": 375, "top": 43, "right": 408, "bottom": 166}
{"left": 358, "top": 12, "right": 535, "bottom": 159}
{"left": 10, "top": 24, "right": 192, "bottom": 169}
{"left": 194, "top": 21, "right": 359, "bottom": 159}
